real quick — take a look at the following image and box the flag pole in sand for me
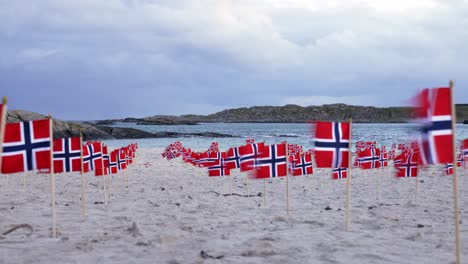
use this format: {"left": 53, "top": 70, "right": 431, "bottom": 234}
{"left": 346, "top": 119, "right": 353, "bottom": 231}
{"left": 285, "top": 141, "right": 290, "bottom": 215}
{"left": 105, "top": 146, "right": 112, "bottom": 199}
{"left": 48, "top": 115, "right": 57, "bottom": 238}
{"left": 245, "top": 173, "right": 249, "bottom": 197}
{"left": 123, "top": 150, "right": 129, "bottom": 189}
{"left": 100, "top": 142, "right": 108, "bottom": 204}
{"left": 414, "top": 168, "right": 419, "bottom": 201}
{"left": 79, "top": 131, "right": 87, "bottom": 221}
{"left": 124, "top": 167, "right": 128, "bottom": 189}
{"left": 377, "top": 144, "right": 381, "bottom": 201}
{"left": 229, "top": 170, "right": 233, "bottom": 196}
{"left": 449, "top": 80, "right": 461, "bottom": 264}
{"left": 0, "top": 97, "right": 7, "bottom": 180}
{"left": 115, "top": 151, "right": 120, "bottom": 193}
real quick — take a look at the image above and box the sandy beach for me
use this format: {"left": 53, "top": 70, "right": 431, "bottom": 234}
{"left": 0, "top": 147, "right": 467, "bottom": 263}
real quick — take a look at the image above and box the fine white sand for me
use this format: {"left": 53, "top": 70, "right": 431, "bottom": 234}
{"left": 0, "top": 148, "right": 467, "bottom": 263}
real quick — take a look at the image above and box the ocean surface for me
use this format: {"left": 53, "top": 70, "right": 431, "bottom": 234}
{"left": 103, "top": 122, "right": 468, "bottom": 151}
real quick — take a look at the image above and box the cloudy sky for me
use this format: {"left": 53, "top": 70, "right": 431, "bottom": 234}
{"left": 1, "top": 0, "right": 467, "bottom": 120}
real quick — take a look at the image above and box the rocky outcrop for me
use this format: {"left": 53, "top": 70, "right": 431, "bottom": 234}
{"left": 98, "top": 104, "right": 468, "bottom": 124}
{"left": 7, "top": 110, "right": 113, "bottom": 140}
{"left": 139, "top": 115, "right": 198, "bottom": 125}
{"left": 201, "top": 104, "right": 415, "bottom": 123}
{"left": 6, "top": 110, "right": 235, "bottom": 140}
{"left": 96, "top": 126, "right": 234, "bottom": 139}
{"left": 94, "top": 116, "right": 199, "bottom": 126}
{"left": 95, "top": 126, "right": 156, "bottom": 139}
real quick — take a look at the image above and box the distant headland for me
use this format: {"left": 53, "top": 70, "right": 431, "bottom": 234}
{"left": 95, "top": 103, "right": 468, "bottom": 125}
{"left": 6, "top": 104, "right": 468, "bottom": 140}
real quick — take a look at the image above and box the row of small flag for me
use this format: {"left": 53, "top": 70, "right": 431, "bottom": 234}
{"left": 0, "top": 99, "right": 138, "bottom": 175}
{"left": 162, "top": 137, "right": 468, "bottom": 179}
{"left": 161, "top": 86, "right": 466, "bottom": 179}
{"left": 0, "top": 98, "right": 139, "bottom": 238}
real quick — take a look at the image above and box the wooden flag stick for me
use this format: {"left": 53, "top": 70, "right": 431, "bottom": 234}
{"left": 107, "top": 172, "right": 112, "bottom": 198}
{"left": 285, "top": 141, "right": 290, "bottom": 215}
{"left": 346, "top": 119, "right": 353, "bottom": 231}
{"left": 22, "top": 173, "right": 26, "bottom": 192}
{"left": 415, "top": 174, "right": 419, "bottom": 201}
{"left": 105, "top": 151, "right": 112, "bottom": 198}
{"left": 116, "top": 171, "right": 120, "bottom": 192}
{"left": 229, "top": 174, "right": 233, "bottom": 196}
{"left": 286, "top": 170, "right": 290, "bottom": 215}
{"left": 377, "top": 167, "right": 381, "bottom": 201}
{"left": 100, "top": 142, "right": 108, "bottom": 204}
{"left": 0, "top": 97, "right": 7, "bottom": 179}
{"left": 79, "top": 133, "right": 87, "bottom": 221}
{"left": 263, "top": 179, "right": 267, "bottom": 206}
{"left": 48, "top": 115, "right": 57, "bottom": 238}
{"left": 124, "top": 169, "right": 128, "bottom": 189}
{"left": 245, "top": 174, "right": 249, "bottom": 197}
{"left": 450, "top": 80, "right": 462, "bottom": 264}
{"left": 377, "top": 143, "right": 382, "bottom": 200}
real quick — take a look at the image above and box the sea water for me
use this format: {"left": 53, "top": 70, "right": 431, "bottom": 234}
{"left": 103, "top": 123, "right": 468, "bottom": 152}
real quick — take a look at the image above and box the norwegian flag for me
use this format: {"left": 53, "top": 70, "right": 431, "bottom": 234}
{"left": 353, "top": 149, "right": 362, "bottom": 167}
{"left": 173, "top": 141, "right": 183, "bottom": 152}
{"left": 117, "top": 148, "right": 127, "bottom": 170}
{"left": 463, "top": 139, "right": 468, "bottom": 167}
{"left": 251, "top": 143, "right": 287, "bottom": 179}
{"left": 190, "top": 152, "right": 201, "bottom": 166}
{"left": 313, "top": 121, "right": 350, "bottom": 168}
{"left": 184, "top": 149, "right": 197, "bottom": 165}
{"left": 457, "top": 152, "right": 464, "bottom": 168}
{"left": 96, "top": 145, "right": 109, "bottom": 176}
{"left": 109, "top": 150, "right": 119, "bottom": 174}
{"left": 246, "top": 139, "right": 255, "bottom": 144}
{"left": 290, "top": 152, "right": 313, "bottom": 176}
{"left": 445, "top": 163, "right": 457, "bottom": 176}
{"left": 445, "top": 153, "right": 464, "bottom": 175}
{"left": 225, "top": 147, "right": 241, "bottom": 170}
{"left": 379, "top": 148, "right": 389, "bottom": 167}
{"left": 355, "top": 141, "right": 366, "bottom": 150}
{"left": 357, "top": 147, "right": 381, "bottom": 169}
{"left": 124, "top": 147, "right": 133, "bottom": 165}
{"left": 2, "top": 119, "right": 52, "bottom": 174}
{"left": 128, "top": 143, "right": 138, "bottom": 158}
{"left": 332, "top": 167, "right": 347, "bottom": 179}
{"left": 82, "top": 142, "right": 102, "bottom": 173}
{"left": 288, "top": 144, "right": 302, "bottom": 155}
{"left": 398, "top": 143, "right": 407, "bottom": 151}
{"left": 197, "top": 151, "right": 221, "bottom": 168}
{"left": 208, "top": 142, "right": 219, "bottom": 153}
{"left": 182, "top": 148, "right": 190, "bottom": 162}
{"left": 415, "top": 87, "right": 454, "bottom": 165}
{"left": 410, "top": 141, "right": 419, "bottom": 151}
{"left": 366, "top": 141, "right": 377, "bottom": 149}
{"left": 208, "top": 153, "right": 230, "bottom": 177}
{"left": 162, "top": 145, "right": 178, "bottom": 160}
{"left": 53, "top": 137, "right": 81, "bottom": 173}
{"left": 394, "top": 152, "right": 419, "bottom": 177}
{"left": 239, "top": 142, "right": 264, "bottom": 172}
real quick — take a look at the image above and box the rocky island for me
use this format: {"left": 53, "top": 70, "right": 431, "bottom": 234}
{"left": 6, "top": 103, "right": 468, "bottom": 140}
{"left": 96, "top": 103, "right": 468, "bottom": 125}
